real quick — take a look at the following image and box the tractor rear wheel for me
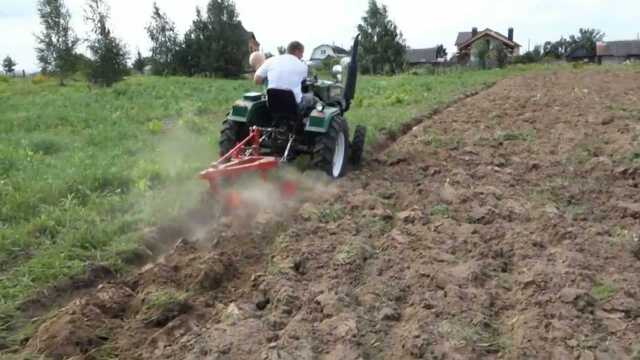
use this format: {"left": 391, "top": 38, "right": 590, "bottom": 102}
{"left": 219, "top": 119, "right": 248, "bottom": 158}
{"left": 312, "top": 116, "right": 349, "bottom": 178}
{"left": 350, "top": 125, "right": 366, "bottom": 166}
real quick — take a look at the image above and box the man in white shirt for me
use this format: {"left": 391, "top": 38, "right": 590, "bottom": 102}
{"left": 254, "top": 41, "right": 314, "bottom": 112}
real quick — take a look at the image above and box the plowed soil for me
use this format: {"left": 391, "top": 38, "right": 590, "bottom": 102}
{"left": 19, "top": 67, "right": 640, "bottom": 360}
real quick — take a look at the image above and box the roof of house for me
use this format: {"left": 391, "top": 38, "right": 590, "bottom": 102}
{"left": 331, "top": 46, "right": 349, "bottom": 55}
{"left": 597, "top": 40, "right": 640, "bottom": 57}
{"left": 239, "top": 23, "right": 259, "bottom": 46}
{"left": 405, "top": 47, "right": 439, "bottom": 64}
{"left": 313, "top": 44, "right": 349, "bottom": 56}
{"left": 456, "top": 32, "right": 472, "bottom": 47}
{"left": 456, "top": 28, "right": 521, "bottom": 49}
{"left": 567, "top": 46, "right": 594, "bottom": 59}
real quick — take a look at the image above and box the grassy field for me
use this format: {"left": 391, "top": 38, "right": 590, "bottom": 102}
{"left": 0, "top": 63, "right": 549, "bottom": 346}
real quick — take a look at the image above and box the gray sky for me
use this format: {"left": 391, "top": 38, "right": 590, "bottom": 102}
{"left": 1, "top": 0, "right": 639, "bottom": 72}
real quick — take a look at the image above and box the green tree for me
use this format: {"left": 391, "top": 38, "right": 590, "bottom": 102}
{"left": 436, "top": 45, "right": 447, "bottom": 60}
{"left": 320, "top": 56, "right": 340, "bottom": 72}
{"left": 568, "top": 28, "right": 605, "bottom": 56}
{"left": 543, "top": 37, "right": 570, "bottom": 59}
{"left": 277, "top": 46, "right": 286, "bottom": 55}
{"left": 180, "top": 0, "right": 249, "bottom": 77}
{"left": 513, "top": 45, "right": 543, "bottom": 64}
{"left": 472, "top": 40, "right": 490, "bottom": 69}
{"left": 146, "top": 2, "right": 180, "bottom": 75}
{"left": 35, "top": 0, "right": 80, "bottom": 85}
{"left": 489, "top": 42, "right": 508, "bottom": 68}
{"left": 133, "top": 50, "right": 146, "bottom": 73}
{"left": 85, "top": 0, "right": 129, "bottom": 86}
{"left": 357, "top": 0, "right": 406, "bottom": 75}
{"left": 2, "top": 56, "right": 17, "bottom": 74}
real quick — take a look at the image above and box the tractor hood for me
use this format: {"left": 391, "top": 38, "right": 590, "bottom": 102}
{"left": 343, "top": 34, "right": 360, "bottom": 113}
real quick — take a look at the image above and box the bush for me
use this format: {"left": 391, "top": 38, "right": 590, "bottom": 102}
{"left": 0, "top": 75, "right": 9, "bottom": 84}
{"left": 572, "top": 62, "right": 586, "bottom": 70}
{"left": 320, "top": 57, "right": 340, "bottom": 72}
{"left": 31, "top": 74, "right": 49, "bottom": 85}
{"left": 489, "top": 42, "right": 508, "bottom": 68}
{"left": 409, "top": 64, "right": 436, "bottom": 76}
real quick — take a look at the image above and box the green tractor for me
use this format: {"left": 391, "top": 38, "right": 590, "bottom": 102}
{"left": 218, "top": 35, "right": 365, "bottom": 178}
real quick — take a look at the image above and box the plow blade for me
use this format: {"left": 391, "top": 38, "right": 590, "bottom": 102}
{"left": 199, "top": 127, "right": 298, "bottom": 211}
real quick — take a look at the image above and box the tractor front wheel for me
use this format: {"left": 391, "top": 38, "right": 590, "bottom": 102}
{"left": 219, "top": 119, "right": 248, "bottom": 158}
{"left": 312, "top": 116, "right": 349, "bottom": 178}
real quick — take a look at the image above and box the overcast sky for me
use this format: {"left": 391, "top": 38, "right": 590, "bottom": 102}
{"left": 1, "top": 0, "right": 640, "bottom": 72}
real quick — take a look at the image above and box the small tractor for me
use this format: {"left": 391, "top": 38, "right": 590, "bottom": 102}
{"left": 200, "top": 35, "right": 365, "bottom": 203}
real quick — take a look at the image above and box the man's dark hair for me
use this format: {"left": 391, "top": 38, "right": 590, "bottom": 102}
{"left": 287, "top": 41, "right": 304, "bottom": 54}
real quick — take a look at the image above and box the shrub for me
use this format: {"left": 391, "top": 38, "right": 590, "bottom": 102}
{"left": 489, "top": 42, "right": 509, "bottom": 68}
{"left": 31, "top": 74, "right": 49, "bottom": 85}
{"left": 409, "top": 64, "right": 436, "bottom": 76}
{"left": 0, "top": 75, "right": 9, "bottom": 84}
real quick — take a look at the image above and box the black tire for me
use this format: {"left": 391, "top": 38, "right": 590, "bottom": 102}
{"left": 350, "top": 125, "right": 366, "bottom": 166}
{"left": 219, "top": 119, "right": 248, "bottom": 158}
{"left": 312, "top": 116, "right": 350, "bottom": 178}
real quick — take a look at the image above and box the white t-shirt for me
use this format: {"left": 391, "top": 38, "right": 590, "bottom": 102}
{"left": 255, "top": 54, "right": 308, "bottom": 103}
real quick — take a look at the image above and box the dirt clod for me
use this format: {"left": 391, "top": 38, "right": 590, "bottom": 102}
{"left": 379, "top": 306, "right": 401, "bottom": 322}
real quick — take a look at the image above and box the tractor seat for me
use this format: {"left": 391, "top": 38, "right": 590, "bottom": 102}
{"left": 267, "top": 88, "right": 302, "bottom": 119}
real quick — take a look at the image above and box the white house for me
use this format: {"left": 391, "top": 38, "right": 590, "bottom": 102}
{"left": 309, "top": 44, "right": 349, "bottom": 67}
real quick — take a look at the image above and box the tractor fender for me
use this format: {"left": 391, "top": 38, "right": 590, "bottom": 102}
{"left": 227, "top": 95, "right": 268, "bottom": 123}
{"left": 305, "top": 106, "right": 341, "bottom": 133}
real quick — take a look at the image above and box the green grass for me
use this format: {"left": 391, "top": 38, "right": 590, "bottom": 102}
{"left": 0, "top": 63, "right": 551, "bottom": 348}
{"left": 143, "top": 288, "right": 188, "bottom": 313}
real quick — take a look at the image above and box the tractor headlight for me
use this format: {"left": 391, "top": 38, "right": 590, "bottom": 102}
{"left": 315, "top": 103, "right": 325, "bottom": 112}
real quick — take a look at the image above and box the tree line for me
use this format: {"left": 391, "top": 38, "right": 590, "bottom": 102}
{"left": 35, "top": 0, "right": 127, "bottom": 86}
{"left": 24, "top": 0, "right": 610, "bottom": 86}
{"left": 33, "top": 0, "right": 251, "bottom": 86}
{"left": 512, "top": 28, "right": 605, "bottom": 64}
{"left": 28, "top": 0, "right": 410, "bottom": 83}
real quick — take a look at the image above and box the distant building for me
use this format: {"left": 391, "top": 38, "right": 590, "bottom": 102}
{"left": 240, "top": 23, "right": 260, "bottom": 53}
{"left": 309, "top": 44, "right": 349, "bottom": 66}
{"left": 455, "top": 27, "right": 521, "bottom": 65}
{"left": 405, "top": 47, "right": 447, "bottom": 66}
{"left": 597, "top": 40, "right": 640, "bottom": 64}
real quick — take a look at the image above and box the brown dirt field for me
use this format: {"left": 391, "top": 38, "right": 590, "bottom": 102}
{"left": 16, "top": 67, "right": 640, "bottom": 359}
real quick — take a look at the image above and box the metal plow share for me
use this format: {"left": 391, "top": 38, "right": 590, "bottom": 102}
{"left": 199, "top": 126, "right": 298, "bottom": 212}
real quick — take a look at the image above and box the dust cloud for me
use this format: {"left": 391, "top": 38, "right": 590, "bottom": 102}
{"left": 142, "top": 125, "right": 338, "bottom": 251}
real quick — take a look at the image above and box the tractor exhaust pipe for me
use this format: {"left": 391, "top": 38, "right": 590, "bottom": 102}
{"left": 343, "top": 34, "right": 360, "bottom": 113}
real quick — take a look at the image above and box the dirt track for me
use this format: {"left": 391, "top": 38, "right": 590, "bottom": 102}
{"left": 21, "top": 67, "right": 640, "bottom": 359}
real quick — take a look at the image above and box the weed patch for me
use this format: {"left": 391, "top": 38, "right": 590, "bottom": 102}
{"left": 438, "top": 317, "right": 508, "bottom": 353}
{"left": 494, "top": 129, "right": 535, "bottom": 143}
{"left": 141, "top": 288, "right": 191, "bottom": 327}
{"left": 318, "top": 206, "right": 346, "bottom": 224}
{"left": 422, "top": 132, "right": 463, "bottom": 150}
{"left": 430, "top": 204, "right": 451, "bottom": 218}
{"left": 591, "top": 280, "right": 617, "bottom": 302}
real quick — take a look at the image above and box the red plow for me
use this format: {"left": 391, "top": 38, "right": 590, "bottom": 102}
{"left": 199, "top": 126, "right": 298, "bottom": 210}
